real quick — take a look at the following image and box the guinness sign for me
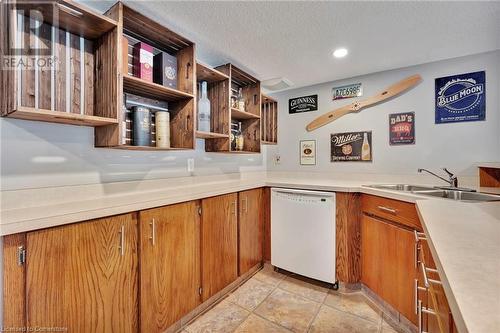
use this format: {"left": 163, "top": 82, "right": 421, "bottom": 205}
{"left": 289, "top": 94, "right": 318, "bottom": 114}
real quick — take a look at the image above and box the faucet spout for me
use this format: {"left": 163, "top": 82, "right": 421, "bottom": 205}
{"left": 418, "top": 168, "right": 458, "bottom": 188}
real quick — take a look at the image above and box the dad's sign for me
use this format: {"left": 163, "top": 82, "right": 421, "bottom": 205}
{"left": 435, "top": 71, "right": 485, "bottom": 124}
{"left": 289, "top": 94, "right": 318, "bottom": 114}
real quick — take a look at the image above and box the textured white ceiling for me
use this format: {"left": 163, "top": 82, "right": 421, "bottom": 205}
{"left": 85, "top": 1, "right": 500, "bottom": 91}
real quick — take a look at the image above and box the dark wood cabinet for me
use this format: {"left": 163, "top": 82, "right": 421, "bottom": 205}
{"left": 139, "top": 201, "right": 201, "bottom": 332}
{"left": 25, "top": 213, "right": 139, "bottom": 332}
{"left": 201, "top": 193, "right": 239, "bottom": 301}
{"left": 238, "top": 188, "right": 263, "bottom": 275}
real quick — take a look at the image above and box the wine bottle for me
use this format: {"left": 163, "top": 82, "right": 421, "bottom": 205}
{"left": 236, "top": 121, "right": 244, "bottom": 151}
{"left": 230, "top": 122, "right": 238, "bottom": 151}
{"left": 198, "top": 81, "right": 211, "bottom": 132}
{"left": 238, "top": 88, "right": 245, "bottom": 112}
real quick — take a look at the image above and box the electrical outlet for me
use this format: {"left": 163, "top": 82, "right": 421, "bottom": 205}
{"left": 274, "top": 154, "right": 281, "bottom": 165}
{"left": 187, "top": 158, "right": 195, "bottom": 172}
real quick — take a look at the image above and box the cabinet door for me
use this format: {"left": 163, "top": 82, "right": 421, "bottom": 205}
{"left": 361, "top": 215, "right": 417, "bottom": 324}
{"left": 238, "top": 188, "right": 263, "bottom": 275}
{"left": 139, "top": 201, "right": 201, "bottom": 332}
{"left": 201, "top": 193, "right": 238, "bottom": 301}
{"left": 26, "top": 213, "right": 138, "bottom": 333}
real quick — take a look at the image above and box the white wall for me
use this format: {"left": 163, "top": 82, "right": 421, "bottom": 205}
{"left": 0, "top": 120, "right": 266, "bottom": 190}
{"left": 267, "top": 51, "right": 500, "bottom": 178}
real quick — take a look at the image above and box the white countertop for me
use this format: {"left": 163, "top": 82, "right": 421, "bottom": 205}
{"left": 1, "top": 171, "right": 444, "bottom": 235}
{"left": 1, "top": 171, "right": 499, "bottom": 333}
{"left": 417, "top": 201, "right": 500, "bottom": 333}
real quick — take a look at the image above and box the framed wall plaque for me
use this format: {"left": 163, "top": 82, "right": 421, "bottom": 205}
{"left": 289, "top": 95, "right": 318, "bottom": 114}
{"left": 389, "top": 112, "right": 415, "bottom": 145}
{"left": 300, "top": 140, "right": 316, "bottom": 165}
{"left": 332, "top": 83, "right": 362, "bottom": 100}
{"left": 331, "top": 131, "right": 372, "bottom": 162}
{"left": 435, "top": 71, "right": 485, "bottom": 124}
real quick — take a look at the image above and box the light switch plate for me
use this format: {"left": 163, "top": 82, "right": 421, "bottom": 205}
{"left": 187, "top": 158, "right": 195, "bottom": 172}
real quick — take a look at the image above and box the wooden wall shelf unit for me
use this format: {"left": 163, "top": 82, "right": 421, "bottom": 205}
{"left": 0, "top": 0, "right": 119, "bottom": 126}
{"left": 195, "top": 62, "right": 230, "bottom": 140}
{"left": 205, "top": 64, "right": 261, "bottom": 153}
{"left": 261, "top": 94, "right": 278, "bottom": 145}
{"left": 94, "top": 3, "right": 196, "bottom": 150}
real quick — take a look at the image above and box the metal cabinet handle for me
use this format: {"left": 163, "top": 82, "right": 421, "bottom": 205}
{"left": 414, "top": 278, "right": 427, "bottom": 315}
{"left": 242, "top": 197, "right": 248, "bottom": 213}
{"left": 118, "top": 225, "right": 125, "bottom": 256}
{"left": 231, "top": 201, "right": 237, "bottom": 216}
{"left": 414, "top": 242, "right": 421, "bottom": 268}
{"left": 149, "top": 218, "right": 156, "bottom": 246}
{"left": 377, "top": 205, "right": 397, "bottom": 214}
{"left": 417, "top": 300, "right": 437, "bottom": 333}
{"left": 420, "top": 262, "right": 442, "bottom": 288}
{"left": 414, "top": 230, "right": 427, "bottom": 242}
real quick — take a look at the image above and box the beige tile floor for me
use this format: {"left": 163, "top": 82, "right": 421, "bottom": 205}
{"left": 184, "top": 266, "right": 405, "bottom": 333}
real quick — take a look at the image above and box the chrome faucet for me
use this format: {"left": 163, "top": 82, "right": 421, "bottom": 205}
{"left": 418, "top": 167, "right": 458, "bottom": 188}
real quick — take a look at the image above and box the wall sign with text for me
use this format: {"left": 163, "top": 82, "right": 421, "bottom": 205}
{"left": 331, "top": 131, "right": 372, "bottom": 162}
{"left": 300, "top": 140, "right": 316, "bottom": 165}
{"left": 289, "top": 94, "right": 318, "bottom": 114}
{"left": 389, "top": 112, "right": 415, "bottom": 145}
{"left": 332, "top": 83, "right": 362, "bottom": 100}
{"left": 435, "top": 71, "right": 485, "bottom": 124}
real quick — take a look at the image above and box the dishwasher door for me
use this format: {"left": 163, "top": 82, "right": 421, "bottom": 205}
{"left": 271, "top": 188, "right": 336, "bottom": 283}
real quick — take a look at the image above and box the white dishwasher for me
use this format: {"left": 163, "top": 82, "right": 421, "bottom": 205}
{"left": 271, "top": 188, "right": 336, "bottom": 284}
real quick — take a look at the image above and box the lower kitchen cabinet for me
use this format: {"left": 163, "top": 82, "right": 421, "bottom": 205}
{"left": 201, "top": 192, "right": 239, "bottom": 301}
{"left": 139, "top": 201, "right": 201, "bottom": 332}
{"left": 361, "top": 214, "right": 417, "bottom": 324}
{"left": 25, "top": 213, "right": 139, "bottom": 332}
{"left": 238, "top": 188, "right": 263, "bottom": 275}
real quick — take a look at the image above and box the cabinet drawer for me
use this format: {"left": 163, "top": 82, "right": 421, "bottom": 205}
{"left": 361, "top": 194, "right": 421, "bottom": 230}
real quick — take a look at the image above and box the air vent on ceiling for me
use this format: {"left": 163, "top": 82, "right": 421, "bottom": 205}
{"left": 261, "top": 77, "right": 293, "bottom": 91}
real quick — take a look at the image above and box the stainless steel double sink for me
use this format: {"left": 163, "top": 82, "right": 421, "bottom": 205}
{"left": 364, "top": 184, "right": 500, "bottom": 202}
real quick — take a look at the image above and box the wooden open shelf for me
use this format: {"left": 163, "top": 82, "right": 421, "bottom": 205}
{"left": 195, "top": 63, "right": 230, "bottom": 141}
{"left": 6, "top": 107, "right": 118, "bottom": 127}
{"left": 94, "top": 2, "right": 196, "bottom": 150}
{"left": 261, "top": 94, "right": 278, "bottom": 145}
{"left": 196, "top": 131, "right": 229, "bottom": 139}
{"left": 204, "top": 64, "right": 261, "bottom": 153}
{"left": 123, "top": 75, "right": 194, "bottom": 102}
{"left": 196, "top": 63, "right": 229, "bottom": 83}
{"left": 1, "top": 0, "right": 120, "bottom": 127}
{"left": 231, "top": 108, "right": 260, "bottom": 120}
{"left": 113, "top": 145, "right": 190, "bottom": 151}
{"left": 11, "top": 0, "right": 117, "bottom": 40}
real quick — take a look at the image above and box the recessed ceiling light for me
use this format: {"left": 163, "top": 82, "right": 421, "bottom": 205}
{"left": 333, "top": 48, "right": 348, "bottom": 58}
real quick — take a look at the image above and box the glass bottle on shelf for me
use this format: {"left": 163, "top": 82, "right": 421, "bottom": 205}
{"left": 198, "top": 81, "right": 211, "bottom": 132}
{"left": 230, "top": 122, "right": 238, "bottom": 150}
{"left": 236, "top": 121, "right": 244, "bottom": 151}
{"left": 231, "top": 91, "right": 238, "bottom": 109}
{"left": 237, "top": 88, "right": 245, "bottom": 112}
